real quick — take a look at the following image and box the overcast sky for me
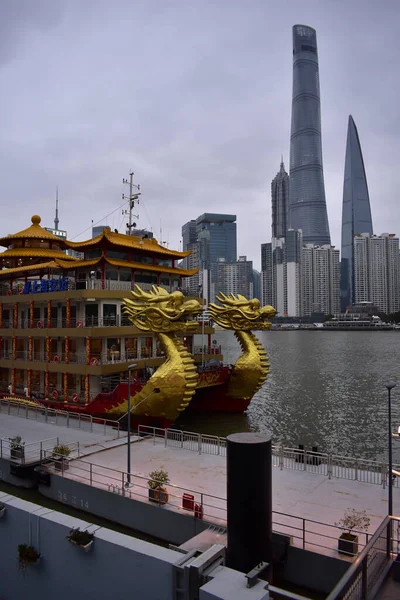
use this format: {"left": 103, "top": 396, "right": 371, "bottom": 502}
{"left": 1, "top": 0, "right": 398, "bottom": 269}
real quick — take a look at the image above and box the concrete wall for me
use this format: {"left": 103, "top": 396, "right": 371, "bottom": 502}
{"left": 0, "top": 457, "right": 35, "bottom": 488}
{"left": 283, "top": 546, "right": 349, "bottom": 595}
{"left": 0, "top": 492, "right": 182, "bottom": 600}
{"left": 39, "top": 471, "right": 210, "bottom": 544}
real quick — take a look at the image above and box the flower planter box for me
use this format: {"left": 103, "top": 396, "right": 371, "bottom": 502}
{"left": 69, "top": 538, "right": 93, "bottom": 553}
{"left": 148, "top": 486, "right": 168, "bottom": 505}
{"left": 10, "top": 448, "right": 24, "bottom": 461}
{"left": 338, "top": 533, "right": 358, "bottom": 556}
{"left": 54, "top": 458, "right": 69, "bottom": 472}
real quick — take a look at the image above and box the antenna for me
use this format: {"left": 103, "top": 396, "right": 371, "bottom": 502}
{"left": 122, "top": 171, "right": 141, "bottom": 235}
{"left": 54, "top": 186, "right": 59, "bottom": 230}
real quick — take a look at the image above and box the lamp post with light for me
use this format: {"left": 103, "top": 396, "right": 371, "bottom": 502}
{"left": 126, "top": 364, "right": 137, "bottom": 485}
{"left": 386, "top": 381, "right": 397, "bottom": 516}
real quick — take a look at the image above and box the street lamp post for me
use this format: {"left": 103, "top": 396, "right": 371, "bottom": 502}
{"left": 386, "top": 381, "right": 397, "bottom": 516}
{"left": 126, "top": 364, "right": 137, "bottom": 486}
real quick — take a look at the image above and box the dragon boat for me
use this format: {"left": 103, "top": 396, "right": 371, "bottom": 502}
{"left": 0, "top": 214, "right": 276, "bottom": 428}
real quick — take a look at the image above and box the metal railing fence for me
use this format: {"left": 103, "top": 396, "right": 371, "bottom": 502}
{"left": 326, "top": 516, "right": 399, "bottom": 600}
{"left": 137, "top": 425, "right": 400, "bottom": 489}
{"left": 42, "top": 452, "right": 373, "bottom": 558}
{"left": 0, "top": 398, "right": 124, "bottom": 439}
{"left": 0, "top": 435, "right": 59, "bottom": 464}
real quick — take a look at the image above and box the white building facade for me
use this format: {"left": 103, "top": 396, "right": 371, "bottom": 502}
{"left": 353, "top": 233, "right": 400, "bottom": 313}
{"left": 301, "top": 245, "right": 340, "bottom": 316}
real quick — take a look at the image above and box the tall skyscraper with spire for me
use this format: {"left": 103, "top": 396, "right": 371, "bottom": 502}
{"left": 289, "top": 25, "right": 331, "bottom": 246}
{"left": 271, "top": 158, "right": 289, "bottom": 238}
{"left": 340, "top": 115, "right": 373, "bottom": 310}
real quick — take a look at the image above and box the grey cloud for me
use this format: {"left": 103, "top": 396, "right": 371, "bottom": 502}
{"left": 0, "top": 0, "right": 399, "bottom": 266}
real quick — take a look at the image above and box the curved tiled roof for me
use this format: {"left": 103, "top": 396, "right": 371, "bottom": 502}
{"left": 0, "top": 248, "right": 76, "bottom": 261}
{"left": 67, "top": 227, "right": 190, "bottom": 258}
{"left": 0, "top": 215, "right": 68, "bottom": 247}
{"left": 0, "top": 261, "right": 58, "bottom": 275}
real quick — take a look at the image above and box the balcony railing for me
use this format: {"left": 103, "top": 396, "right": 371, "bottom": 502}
{"left": 0, "top": 280, "right": 190, "bottom": 296}
{"left": 0, "top": 349, "right": 168, "bottom": 365}
{"left": 0, "top": 315, "right": 206, "bottom": 330}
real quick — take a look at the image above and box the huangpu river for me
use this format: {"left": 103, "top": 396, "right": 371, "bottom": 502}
{"left": 176, "top": 330, "right": 400, "bottom": 462}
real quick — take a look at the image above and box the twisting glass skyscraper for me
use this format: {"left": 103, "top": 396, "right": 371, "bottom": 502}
{"left": 340, "top": 115, "right": 373, "bottom": 310}
{"left": 289, "top": 25, "right": 331, "bottom": 245}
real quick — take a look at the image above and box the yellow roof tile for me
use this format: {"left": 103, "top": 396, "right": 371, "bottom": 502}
{"left": 67, "top": 227, "right": 190, "bottom": 258}
{"left": 0, "top": 215, "right": 68, "bottom": 247}
{"left": 0, "top": 248, "right": 76, "bottom": 261}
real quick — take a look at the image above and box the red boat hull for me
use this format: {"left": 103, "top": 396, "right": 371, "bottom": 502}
{"left": 6, "top": 366, "right": 251, "bottom": 428}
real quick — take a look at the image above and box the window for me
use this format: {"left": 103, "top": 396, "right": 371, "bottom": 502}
{"left": 135, "top": 272, "right": 158, "bottom": 284}
{"left": 131, "top": 253, "right": 153, "bottom": 264}
{"left": 86, "top": 249, "right": 102, "bottom": 259}
{"left": 105, "top": 270, "right": 118, "bottom": 280}
{"left": 106, "top": 249, "right": 129, "bottom": 260}
{"left": 155, "top": 257, "right": 172, "bottom": 267}
{"left": 119, "top": 270, "right": 131, "bottom": 282}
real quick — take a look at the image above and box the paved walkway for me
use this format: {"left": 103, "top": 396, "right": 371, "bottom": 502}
{"left": 60, "top": 436, "right": 400, "bottom": 559}
{"left": 0, "top": 412, "right": 126, "bottom": 461}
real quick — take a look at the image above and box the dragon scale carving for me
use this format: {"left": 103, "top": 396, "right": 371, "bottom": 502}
{"left": 209, "top": 293, "right": 276, "bottom": 400}
{"left": 107, "top": 286, "right": 203, "bottom": 421}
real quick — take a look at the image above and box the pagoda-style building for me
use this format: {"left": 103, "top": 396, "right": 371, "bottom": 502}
{"left": 0, "top": 215, "right": 214, "bottom": 405}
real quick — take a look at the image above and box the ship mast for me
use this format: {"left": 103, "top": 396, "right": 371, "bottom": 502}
{"left": 122, "top": 171, "right": 141, "bottom": 236}
{"left": 54, "top": 186, "right": 59, "bottom": 230}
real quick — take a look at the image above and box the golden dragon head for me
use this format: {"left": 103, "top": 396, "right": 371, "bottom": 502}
{"left": 209, "top": 293, "right": 277, "bottom": 331}
{"left": 123, "top": 285, "right": 204, "bottom": 332}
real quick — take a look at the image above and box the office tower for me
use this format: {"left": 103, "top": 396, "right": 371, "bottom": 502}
{"left": 353, "top": 233, "right": 399, "bottom": 313}
{"left": 301, "top": 245, "right": 340, "bottom": 316}
{"left": 289, "top": 25, "right": 331, "bottom": 246}
{"left": 252, "top": 270, "right": 261, "bottom": 301}
{"left": 182, "top": 213, "right": 237, "bottom": 303}
{"left": 340, "top": 115, "right": 374, "bottom": 310}
{"left": 261, "top": 243, "right": 274, "bottom": 307}
{"left": 271, "top": 159, "right": 289, "bottom": 238}
{"left": 260, "top": 231, "right": 302, "bottom": 317}
{"left": 195, "top": 213, "right": 237, "bottom": 265}
{"left": 213, "top": 256, "right": 254, "bottom": 299}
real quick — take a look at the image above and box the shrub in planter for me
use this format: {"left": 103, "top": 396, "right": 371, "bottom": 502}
{"left": 147, "top": 469, "right": 170, "bottom": 504}
{"left": 66, "top": 527, "right": 94, "bottom": 552}
{"left": 18, "top": 544, "right": 41, "bottom": 568}
{"left": 335, "top": 509, "right": 371, "bottom": 556}
{"left": 9, "top": 436, "right": 25, "bottom": 460}
{"left": 52, "top": 444, "right": 71, "bottom": 471}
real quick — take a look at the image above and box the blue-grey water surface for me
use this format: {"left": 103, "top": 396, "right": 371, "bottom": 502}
{"left": 176, "top": 330, "right": 400, "bottom": 462}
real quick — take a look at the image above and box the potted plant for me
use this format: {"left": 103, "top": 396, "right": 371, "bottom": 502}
{"left": 9, "top": 436, "right": 25, "bottom": 461}
{"left": 18, "top": 544, "right": 41, "bottom": 568}
{"left": 0, "top": 503, "right": 6, "bottom": 519}
{"left": 147, "top": 469, "right": 170, "bottom": 504}
{"left": 66, "top": 527, "right": 94, "bottom": 552}
{"left": 52, "top": 444, "right": 71, "bottom": 471}
{"left": 335, "top": 509, "right": 371, "bottom": 556}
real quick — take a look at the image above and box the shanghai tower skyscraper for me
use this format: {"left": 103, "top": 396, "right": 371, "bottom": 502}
{"left": 289, "top": 25, "right": 331, "bottom": 246}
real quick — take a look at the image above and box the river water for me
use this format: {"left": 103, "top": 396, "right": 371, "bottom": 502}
{"left": 176, "top": 330, "right": 400, "bottom": 462}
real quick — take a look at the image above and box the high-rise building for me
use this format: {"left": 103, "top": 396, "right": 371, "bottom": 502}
{"left": 289, "top": 25, "right": 330, "bottom": 246}
{"left": 213, "top": 256, "right": 253, "bottom": 299}
{"left": 181, "top": 213, "right": 237, "bottom": 302}
{"left": 271, "top": 159, "right": 289, "bottom": 238}
{"left": 260, "top": 231, "right": 302, "bottom": 317}
{"left": 301, "top": 245, "right": 340, "bottom": 316}
{"left": 261, "top": 243, "right": 274, "bottom": 307}
{"left": 353, "top": 233, "right": 399, "bottom": 314}
{"left": 252, "top": 269, "right": 261, "bottom": 301}
{"left": 340, "top": 115, "right": 373, "bottom": 311}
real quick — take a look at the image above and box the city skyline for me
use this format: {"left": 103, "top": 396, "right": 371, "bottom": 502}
{"left": 0, "top": 1, "right": 399, "bottom": 269}
{"left": 289, "top": 25, "right": 331, "bottom": 246}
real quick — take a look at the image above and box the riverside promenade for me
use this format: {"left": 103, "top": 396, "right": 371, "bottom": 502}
{"left": 1, "top": 403, "right": 399, "bottom": 560}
